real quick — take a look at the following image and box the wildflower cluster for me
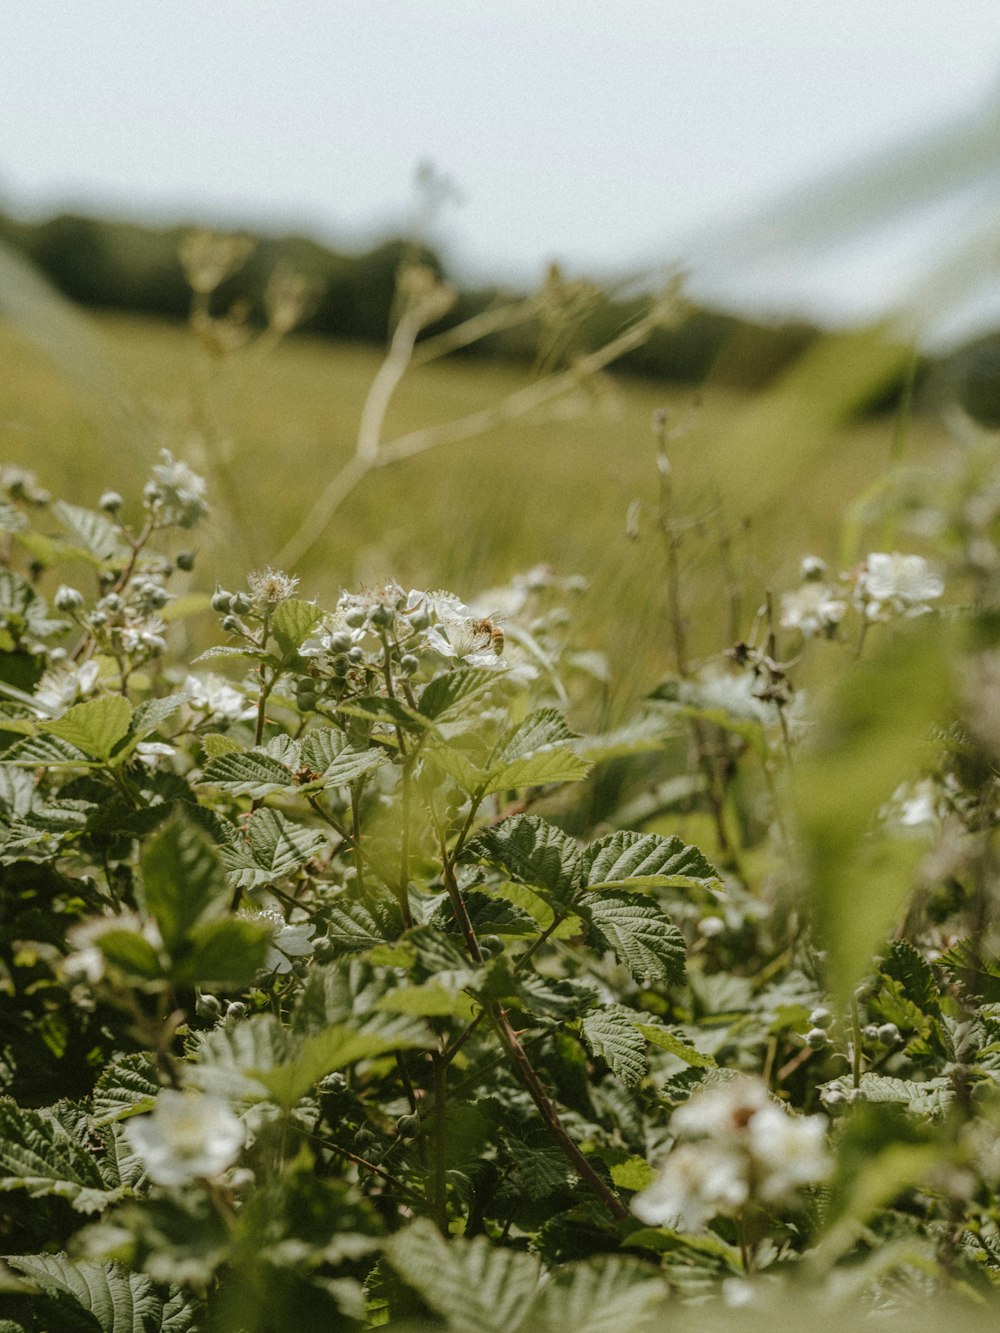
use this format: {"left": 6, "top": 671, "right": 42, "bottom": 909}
{"left": 632, "top": 1078, "right": 831, "bottom": 1233}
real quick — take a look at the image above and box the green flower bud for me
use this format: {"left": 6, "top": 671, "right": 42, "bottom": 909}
{"left": 211, "top": 589, "right": 233, "bottom": 613}
{"left": 329, "top": 631, "right": 353, "bottom": 653}
{"left": 99, "top": 490, "right": 124, "bottom": 513}
{"left": 54, "top": 585, "right": 85, "bottom": 613}
{"left": 175, "top": 550, "right": 196, "bottom": 572}
{"left": 344, "top": 608, "right": 365, "bottom": 628}
{"left": 400, "top": 653, "right": 419, "bottom": 675}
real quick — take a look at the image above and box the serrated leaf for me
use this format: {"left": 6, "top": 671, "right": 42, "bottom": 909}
{"left": 322, "top": 897, "right": 403, "bottom": 953}
{"left": 581, "top": 1005, "right": 649, "bottom": 1086}
{"left": 170, "top": 917, "right": 273, "bottom": 988}
{"left": 192, "top": 644, "right": 269, "bottom": 664}
{"left": 418, "top": 667, "right": 499, "bottom": 721}
{"left": 53, "top": 499, "right": 125, "bottom": 563}
{"left": 256, "top": 1023, "right": 429, "bottom": 1108}
{"left": 386, "top": 1218, "right": 542, "bottom": 1333}
{"left": 483, "top": 748, "right": 592, "bottom": 795}
{"left": 185, "top": 1015, "right": 288, "bottom": 1101}
{"left": 424, "top": 740, "right": 485, "bottom": 791}
{"left": 582, "top": 829, "right": 719, "bottom": 890}
{"left": 2, "top": 732, "right": 91, "bottom": 766}
{"left": 464, "top": 815, "right": 583, "bottom": 910}
{"left": 5, "top": 1254, "right": 166, "bottom": 1333}
{"left": 823, "top": 1072, "right": 954, "bottom": 1117}
{"left": 882, "top": 938, "right": 940, "bottom": 1014}
{"left": 637, "top": 1024, "right": 717, "bottom": 1068}
{"left": 92, "top": 1055, "right": 160, "bottom": 1127}
{"left": 45, "top": 696, "right": 133, "bottom": 762}
{"left": 141, "top": 813, "right": 229, "bottom": 952}
{"left": 480, "top": 708, "right": 590, "bottom": 794}
{"left": 0, "top": 1102, "right": 113, "bottom": 1213}
{"left": 300, "top": 727, "right": 388, "bottom": 786}
{"left": 373, "top": 981, "right": 479, "bottom": 1019}
{"left": 199, "top": 749, "right": 295, "bottom": 797}
{"left": 222, "top": 807, "right": 326, "bottom": 889}
{"left": 201, "top": 731, "right": 242, "bottom": 759}
{"left": 584, "top": 891, "right": 686, "bottom": 985}
{"left": 433, "top": 889, "right": 537, "bottom": 938}
{"left": 571, "top": 718, "right": 672, "bottom": 764}
{"left": 610, "top": 1156, "right": 657, "bottom": 1191}
{"left": 270, "top": 597, "right": 324, "bottom": 656}
{"left": 530, "top": 1256, "right": 665, "bottom": 1333}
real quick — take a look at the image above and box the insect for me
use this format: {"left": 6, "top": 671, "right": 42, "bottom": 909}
{"left": 471, "top": 616, "right": 505, "bottom": 655}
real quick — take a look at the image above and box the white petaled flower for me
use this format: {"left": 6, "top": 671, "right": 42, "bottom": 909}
{"left": 631, "top": 1142, "right": 747, "bottom": 1232}
{"left": 858, "top": 552, "right": 944, "bottom": 618}
{"left": 184, "top": 673, "right": 254, "bottom": 723}
{"left": 34, "top": 660, "right": 101, "bottom": 713}
{"left": 747, "top": 1104, "right": 832, "bottom": 1202}
{"left": 670, "top": 1077, "right": 771, "bottom": 1140}
{"left": 779, "top": 583, "right": 847, "bottom": 637}
{"left": 151, "top": 451, "right": 210, "bottom": 528}
{"left": 125, "top": 1090, "right": 244, "bottom": 1186}
{"left": 248, "top": 567, "right": 299, "bottom": 606}
{"left": 631, "top": 1077, "right": 831, "bottom": 1231}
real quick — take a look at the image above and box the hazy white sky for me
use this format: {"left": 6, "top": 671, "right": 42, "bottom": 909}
{"left": 4, "top": 2, "right": 1000, "bottom": 329}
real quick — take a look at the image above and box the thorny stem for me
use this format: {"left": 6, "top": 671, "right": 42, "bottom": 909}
{"left": 431, "top": 1054, "right": 448, "bottom": 1231}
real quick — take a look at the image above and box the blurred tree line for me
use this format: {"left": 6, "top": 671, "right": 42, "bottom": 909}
{"left": 0, "top": 207, "right": 911, "bottom": 399}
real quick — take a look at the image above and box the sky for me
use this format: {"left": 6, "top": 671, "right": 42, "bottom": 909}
{"left": 4, "top": 2, "right": 1000, "bottom": 338}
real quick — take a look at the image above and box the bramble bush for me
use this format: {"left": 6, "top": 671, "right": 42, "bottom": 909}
{"left": 3, "top": 365, "right": 1000, "bottom": 1332}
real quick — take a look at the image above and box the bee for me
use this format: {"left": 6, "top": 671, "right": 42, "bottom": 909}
{"left": 471, "top": 616, "right": 505, "bottom": 656}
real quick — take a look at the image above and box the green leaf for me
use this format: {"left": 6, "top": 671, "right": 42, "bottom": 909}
{"left": 584, "top": 891, "right": 686, "bottom": 985}
{"left": 4, "top": 1254, "right": 173, "bottom": 1333}
{"left": 581, "top": 1006, "right": 649, "bottom": 1087}
{"left": 464, "top": 815, "right": 583, "bottom": 910}
{"left": 529, "top": 1256, "right": 666, "bottom": 1333}
{"left": 53, "top": 499, "right": 125, "bottom": 563}
{"left": 0, "top": 1102, "right": 113, "bottom": 1213}
{"left": 300, "top": 727, "right": 388, "bottom": 786}
{"left": 386, "top": 1218, "right": 541, "bottom": 1333}
{"left": 270, "top": 597, "right": 324, "bottom": 656}
{"left": 434, "top": 889, "right": 537, "bottom": 938}
{"left": 256, "top": 1023, "right": 430, "bottom": 1108}
{"left": 322, "top": 896, "right": 403, "bottom": 953}
{"left": 201, "top": 731, "right": 243, "bottom": 759}
{"left": 939, "top": 939, "right": 1000, "bottom": 1003}
{"left": 45, "top": 696, "right": 133, "bottom": 762}
{"left": 2, "top": 732, "right": 91, "bottom": 766}
{"left": 96, "top": 930, "right": 164, "bottom": 982}
{"left": 170, "top": 917, "right": 273, "bottom": 988}
{"left": 637, "top": 1024, "right": 717, "bottom": 1068}
{"left": 822, "top": 1073, "right": 954, "bottom": 1118}
{"left": 481, "top": 707, "right": 591, "bottom": 794}
{"left": 141, "top": 813, "right": 229, "bottom": 953}
{"left": 92, "top": 1055, "right": 160, "bottom": 1127}
{"left": 882, "top": 939, "right": 940, "bottom": 1014}
{"left": 198, "top": 749, "right": 295, "bottom": 797}
{"left": 610, "top": 1157, "right": 656, "bottom": 1191}
{"left": 582, "top": 829, "right": 719, "bottom": 890}
{"left": 419, "top": 667, "right": 501, "bottom": 721}
{"left": 186, "top": 1014, "right": 289, "bottom": 1101}
{"left": 223, "top": 808, "right": 326, "bottom": 889}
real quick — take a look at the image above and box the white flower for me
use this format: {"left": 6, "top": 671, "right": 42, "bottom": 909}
{"left": 34, "top": 660, "right": 100, "bottom": 714}
{"left": 780, "top": 583, "right": 847, "bottom": 637}
{"left": 631, "top": 1077, "right": 831, "bottom": 1231}
{"left": 631, "top": 1141, "right": 748, "bottom": 1231}
{"left": 125, "top": 1090, "right": 244, "bottom": 1186}
{"left": 671, "top": 1076, "right": 771, "bottom": 1140}
{"left": 151, "top": 450, "right": 209, "bottom": 528}
{"left": 858, "top": 553, "right": 944, "bottom": 618}
{"left": 184, "top": 673, "right": 254, "bottom": 723}
{"left": 747, "top": 1104, "right": 831, "bottom": 1202}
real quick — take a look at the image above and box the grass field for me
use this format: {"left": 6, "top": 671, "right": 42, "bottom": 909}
{"left": 4, "top": 309, "right": 948, "bottom": 712}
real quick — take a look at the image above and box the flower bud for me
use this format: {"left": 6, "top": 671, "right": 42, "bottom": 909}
{"left": 221, "top": 613, "right": 243, "bottom": 634}
{"left": 877, "top": 1023, "right": 901, "bottom": 1045}
{"left": 230, "top": 592, "right": 252, "bottom": 615}
{"left": 100, "top": 490, "right": 124, "bottom": 513}
{"left": 211, "top": 589, "right": 233, "bottom": 613}
{"left": 347, "top": 646, "right": 364, "bottom": 664}
{"left": 370, "top": 603, "right": 393, "bottom": 627}
{"left": 54, "top": 585, "right": 85, "bottom": 613}
{"left": 344, "top": 608, "right": 365, "bottom": 628}
{"left": 806, "top": 1027, "right": 829, "bottom": 1050}
{"left": 400, "top": 653, "right": 419, "bottom": 676}
{"left": 329, "top": 631, "right": 353, "bottom": 653}
{"left": 175, "top": 550, "right": 196, "bottom": 572}
{"left": 809, "top": 1006, "right": 834, "bottom": 1030}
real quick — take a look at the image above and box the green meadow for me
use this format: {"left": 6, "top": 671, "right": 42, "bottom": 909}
{"left": 3, "top": 309, "right": 944, "bottom": 710}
